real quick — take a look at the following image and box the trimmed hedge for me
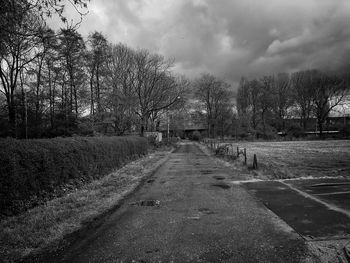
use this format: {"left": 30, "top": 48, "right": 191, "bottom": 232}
{"left": 0, "top": 136, "right": 148, "bottom": 216}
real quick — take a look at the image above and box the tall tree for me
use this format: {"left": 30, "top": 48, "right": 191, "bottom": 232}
{"left": 310, "top": 71, "right": 348, "bottom": 137}
{"left": 0, "top": 4, "right": 45, "bottom": 136}
{"left": 194, "top": 74, "right": 232, "bottom": 138}
{"left": 57, "top": 28, "right": 87, "bottom": 131}
{"left": 132, "top": 50, "right": 185, "bottom": 136}
{"left": 258, "top": 75, "right": 275, "bottom": 136}
{"left": 291, "top": 70, "right": 315, "bottom": 130}
{"left": 86, "top": 31, "right": 108, "bottom": 121}
{"left": 105, "top": 43, "right": 138, "bottom": 135}
{"left": 236, "top": 77, "right": 251, "bottom": 134}
{"left": 272, "top": 73, "right": 293, "bottom": 131}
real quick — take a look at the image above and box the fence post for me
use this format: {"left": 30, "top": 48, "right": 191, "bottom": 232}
{"left": 244, "top": 148, "right": 247, "bottom": 165}
{"left": 253, "top": 154, "right": 258, "bottom": 169}
{"left": 237, "top": 146, "right": 239, "bottom": 157}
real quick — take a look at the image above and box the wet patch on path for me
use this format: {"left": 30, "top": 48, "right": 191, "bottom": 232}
{"left": 198, "top": 208, "right": 216, "bottom": 215}
{"left": 130, "top": 200, "right": 160, "bottom": 207}
{"left": 212, "top": 183, "right": 231, "bottom": 189}
{"left": 213, "top": 175, "right": 226, "bottom": 180}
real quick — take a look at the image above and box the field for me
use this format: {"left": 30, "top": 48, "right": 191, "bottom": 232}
{"left": 214, "top": 140, "right": 350, "bottom": 179}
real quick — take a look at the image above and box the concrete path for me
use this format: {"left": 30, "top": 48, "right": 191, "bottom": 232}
{"left": 243, "top": 180, "right": 350, "bottom": 240}
{"left": 29, "top": 143, "right": 311, "bottom": 263}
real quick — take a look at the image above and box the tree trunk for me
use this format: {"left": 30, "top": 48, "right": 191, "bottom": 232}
{"left": 318, "top": 119, "right": 324, "bottom": 138}
{"left": 90, "top": 72, "right": 95, "bottom": 130}
{"left": 74, "top": 84, "right": 78, "bottom": 118}
{"left": 140, "top": 118, "right": 145, "bottom": 137}
{"left": 8, "top": 102, "right": 16, "bottom": 138}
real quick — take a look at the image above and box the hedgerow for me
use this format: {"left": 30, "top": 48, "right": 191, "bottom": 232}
{"left": 0, "top": 136, "right": 148, "bottom": 216}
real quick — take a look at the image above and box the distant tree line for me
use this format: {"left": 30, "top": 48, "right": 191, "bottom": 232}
{"left": 236, "top": 70, "right": 350, "bottom": 138}
{"left": 0, "top": 0, "right": 186, "bottom": 138}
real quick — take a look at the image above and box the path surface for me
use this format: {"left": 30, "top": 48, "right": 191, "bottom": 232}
{"left": 243, "top": 180, "right": 350, "bottom": 240}
{"left": 29, "top": 143, "right": 311, "bottom": 263}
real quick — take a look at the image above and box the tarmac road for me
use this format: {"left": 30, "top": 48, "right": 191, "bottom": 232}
{"left": 30, "top": 143, "right": 311, "bottom": 263}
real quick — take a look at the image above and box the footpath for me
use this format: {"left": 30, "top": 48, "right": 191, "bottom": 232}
{"left": 26, "top": 143, "right": 318, "bottom": 263}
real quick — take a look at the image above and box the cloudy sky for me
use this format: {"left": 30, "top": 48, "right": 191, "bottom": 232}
{"left": 56, "top": 0, "right": 350, "bottom": 89}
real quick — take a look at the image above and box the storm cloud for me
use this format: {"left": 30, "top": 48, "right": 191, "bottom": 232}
{"left": 61, "top": 0, "right": 350, "bottom": 88}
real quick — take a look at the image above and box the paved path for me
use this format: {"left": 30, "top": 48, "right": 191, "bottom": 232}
{"left": 30, "top": 143, "right": 310, "bottom": 263}
{"left": 243, "top": 180, "right": 350, "bottom": 240}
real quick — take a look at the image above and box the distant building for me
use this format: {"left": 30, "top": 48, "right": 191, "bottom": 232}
{"left": 158, "top": 111, "right": 207, "bottom": 138}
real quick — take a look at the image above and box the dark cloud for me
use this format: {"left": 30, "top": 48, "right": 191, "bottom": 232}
{"left": 57, "top": 0, "right": 350, "bottom": 89}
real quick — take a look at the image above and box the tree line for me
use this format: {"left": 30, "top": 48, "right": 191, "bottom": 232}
{"left": 0, "top": 0, "right": 186, "bottom": 138}
{"left": 236, "top": 70, "right": 350, "bottom": 138}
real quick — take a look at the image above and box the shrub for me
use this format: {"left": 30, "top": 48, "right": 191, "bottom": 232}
{"left": 191, "top": 130, "right": 201, "bottom": 141}
{"left": 0, "top": 136, "right": 148, "bottom": 216}
{"left": 286, "top": 125, "right": 305, "bottom": 138}
{"left": 339, "top": 124, "right": 350, "bottom": 137}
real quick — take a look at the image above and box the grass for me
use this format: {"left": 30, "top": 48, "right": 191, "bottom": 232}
{"left": 0, "top": 147, "right": 172, "bottom": 263}
{"left": 206, "top": 140, "right": 350, "bottom": 179}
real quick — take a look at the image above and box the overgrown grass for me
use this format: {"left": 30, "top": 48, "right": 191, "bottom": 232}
{"left": 0, "top": 149, "right": 171, "bottom": 263}
{"left": 0, "top": 136, "right": 148, "bottom": 216}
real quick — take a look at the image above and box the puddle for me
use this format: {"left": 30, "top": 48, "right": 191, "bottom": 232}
{"left": 198, "top": 208, "right": 216, "bottom": 215}
{"left": 187, "top": 216, "right": 201, "bottom": 220}
{"left": 212, "top": 183, "right": 231, "bottom": 189}
{"left": 131, "top": 200, "right": 160, "bottom": 206}
{"left": 201, "top": 170, "right": 214, "bottom": 174}
{"left": 213, "top": 175, "right": 225, "bottom": 180}
{"left": 146, "top": 248, "right": 160, "bottom": 254}
{"left": 147, "top": 179, "right": 155, "bottom": 183}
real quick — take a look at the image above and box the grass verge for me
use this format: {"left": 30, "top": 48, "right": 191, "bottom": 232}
{"left": 201, "top": 140, "right": 350, "bottom": 179}
{"left": 0, "top": 147, "right": 173, "bottom": 263}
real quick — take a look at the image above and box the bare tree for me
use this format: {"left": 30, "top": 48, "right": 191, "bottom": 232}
{"left": 87, "top": 32, "right": 108, "bottom": 117}
{"left": 258, "top": 75, "right": 275, "bottom": 136}
{"left": 106, "top": 44, "right": 138, "bottom": 135}
{"left": 194, "top": 74, "right": 232, "bottom": 138}
{"left": 291, "top": 70, "right": 315, "bottom": 130}
{"left": 57, "top": 28, "right": 87, "bottom": 130}
{"left": 310, "top": 71, "right": 348, "bottom": 137}
{"left": 132, "top": 50, "right": 185, "bottom": 136}
{"left": 0, "top": 6, "right": 45, "bottom": 136}
{"left": 236, "top": 77, "right": 251, "bottom": 135}
{"left": 272, "top": 73, "right": 293, "bottom": 131}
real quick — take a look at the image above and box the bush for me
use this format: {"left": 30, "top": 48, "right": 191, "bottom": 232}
{"left": 286, "top": 125, "right": 305, "bottom": 138}
{"left": 339, "top": 124, "right": 350, "bottom": 137}
{"left": 191, "top": 130, "right": 201, "bottom": 141}
{"left": 0, "top": 136, "right": 148, "bottom": 216}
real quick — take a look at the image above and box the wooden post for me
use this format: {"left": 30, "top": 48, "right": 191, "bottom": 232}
{"left": 244, "top": 148, "right": 247, "bottom": 165}
{"left": 237, "top": 146, "right": 239, "bottom": 157}
{"left": 253, "top": 154, "right": 258, "bottom": 169}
